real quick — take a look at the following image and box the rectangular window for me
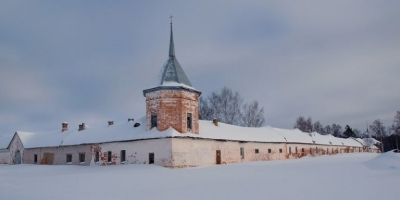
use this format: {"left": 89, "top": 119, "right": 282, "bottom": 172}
{"left": 107, "top": 151, "right": 112, "bottom": 162}
{"left": 149, "top": 153, "right": 154, "bottom": 164}
{"left": 121, "top": 150, "right": 126, "bottom": 162}
{"left": 295, "top": 147, "right": 298, "bottom": 154}
{"left": 268, "top": 149, "right": 271, "bottom": 153}
{"left": 316, "top": 147, "right": 318, "bottom": 154}
{"left": 240, "top": 147, "right": 244, "bottom": 159}
{"left": 289, "top": 147, "right": 292, "bottom": 154}
{"left": 279, "top": 149, "right": 282, "bottom": 153}
{"left": 151, "top": 114, "right": 157, "bottom": 129}
{"left": 95, "top": 152, "right": 99, "bottom": 162}
{"left": 187, "top": 113, "right": 193, "bottom": 130}
{"left": 255, "top": 149, "right": 259, "bottom": 154}
{"left": 34, "top": 154, "right": 38, "bottom": 163}
{"left": 66, "top": 154, "right": 72, "bottom": 163}
{"left": 79, "top": 153, "right": 85, "bottom": 163}
{"left": 302, "top": 148, "right": 305, "bottom": 153}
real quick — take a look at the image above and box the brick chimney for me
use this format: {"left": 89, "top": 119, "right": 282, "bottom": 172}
{"left": 213, "top": 118, "right": 218, "bottom": 126}
{"left": 78, "top": 123, "right": 86, "bottom": 131}
{"left": 62, "top": 122, "right": 68, "bottom": 132}
{"left": 108, "top": 121, "right": 114, "bottom": 126}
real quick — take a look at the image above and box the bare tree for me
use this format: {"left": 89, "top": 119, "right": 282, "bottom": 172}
{"left": 324, "top": 125, "right": 332, "bottom": 135}
{"left": 305, "top": 117, "right": 313, "bottom": 133}
{"left": 353, "top": 128, "right": 361, "bottom": 138}
{"left": 294, "top": 116, "right": 307, "bottom": 132}
{"left": 393, "top": 111, "right": 400, "bottom": 149}
{"left": 369, "top": 119, "right": 387, "bottom": 152}
{"left": 241, "top": 101, "right": 265, "bottom": 127}
{"left": 313, "top": 121, "right": 324, "bottom": 134}
{"left": 332, "top": 124, "right": 342, "bottom": 137}
{"left": 199, "top": 96, "right": 213, "bottom": 120}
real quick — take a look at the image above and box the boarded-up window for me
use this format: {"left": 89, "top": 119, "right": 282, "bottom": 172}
{"left": 79, "top": 153, "right": 85, "bottom": 163}
{"left": 107, "top": 151, "right": 112, "bottom": 162}
{"left": 121, "top": 150, "right": 126, "bottom": 162}
{"left": 255, "top": 149, "right": 259, "bottom": 154}
{"left": 34, "top": 154, "right": 38, "bottom": 163}
{"left": 95, "top": 152, "right": 99, "bottom": 162}
{"left": 240, "top": 147, "right": 244, "bottom": 159}
{"left": 187, "top": 113, "right": 193, "bottom": 130}
{"left": 268, "top": 149, "right": 271, "bottom": 153}
{"left": 66, "top": 154, "right": 72, "bottom": 163}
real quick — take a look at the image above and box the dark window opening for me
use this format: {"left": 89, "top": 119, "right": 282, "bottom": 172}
{"left": 187, "top": 113, "right": 193, "bottom": 130}
{"left": 302, "top": 148, "right": 305, "bottom": 153}
{"left": 316, "top": 147, "right": 318, "bottom": 154}
{"left": 279, "top": 149, "right": 283, "bottom": 153}
{"left": 240, "top": 147, "right": 244, "bottom": 159}
{"left": 149, "top": 153, "right": 154, "bottom": 164}
{"left": 66, "top": 154, "right": 72, "bottom": 163}
{"left": 151, "top": 114, "right": 157, "bottom": 129}
{"left": 79, "top": 153, "right": 85, "bottom": 163}
{"left": 255, "top": 149, "right": 259, "bottom": 154}
{"left": 121, "top": 150, "right": 126, "bottom": 162}
{"left": 289, "top": 147, "right": 292, "bottom": 154}
{"left": 34, "top": 154, "right": 38, "bottom": 163}
{"left": 107, "top": 151, "right": 112, "bottom": 162}
{"left": 295, "top": 147, "right": 298, "bottom": 154}
{"left": 95, "top": 152, "right": 99, "bottom": 162}
{"left": 268, "top": 149, "right": 271, "bottom": 153}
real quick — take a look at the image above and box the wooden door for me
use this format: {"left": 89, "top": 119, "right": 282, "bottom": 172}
{"left": 216, "top": 150, "right": 221, "bottom": 164}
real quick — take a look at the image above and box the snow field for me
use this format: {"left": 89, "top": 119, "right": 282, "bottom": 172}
{"left": 0, "top": 153, "right": 398, "bottom": 200}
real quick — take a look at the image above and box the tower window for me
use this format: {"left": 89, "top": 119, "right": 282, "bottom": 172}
{"left": 187, "top": 113, "right": 192, "bottom": 130}
{"left": 151, "top": 114, "right": 157, "bottom": 129}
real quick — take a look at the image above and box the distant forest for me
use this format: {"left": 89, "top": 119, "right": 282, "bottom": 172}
{"left": 294, "top": 111, "right": 400, "bottom": 152}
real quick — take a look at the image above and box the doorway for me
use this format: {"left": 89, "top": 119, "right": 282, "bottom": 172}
{"left": 216, "top": 150, "right": 221, "bottom": 164}
{"left": 15, "top": 150, "right": 21, "bottom": 164}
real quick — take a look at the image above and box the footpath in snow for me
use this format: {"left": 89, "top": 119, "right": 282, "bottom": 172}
{"left": 0, "top": 153, "right": 399, "bottom": 200}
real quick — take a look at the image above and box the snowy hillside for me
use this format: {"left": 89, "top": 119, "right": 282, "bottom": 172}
{"left": 0, "top": 153, "right": 398, "bottom": 200}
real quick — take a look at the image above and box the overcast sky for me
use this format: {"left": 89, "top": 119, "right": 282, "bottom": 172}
{"left": 1, "top": 0, "right": 399, "bottom": 136}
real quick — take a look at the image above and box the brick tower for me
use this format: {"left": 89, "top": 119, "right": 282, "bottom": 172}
{"left": 143, "top": 20, "right": 201, "bottom": 134}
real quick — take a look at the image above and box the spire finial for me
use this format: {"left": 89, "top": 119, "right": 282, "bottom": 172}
{"left": 169, "top": 16, "right": 175, "bottom": 57}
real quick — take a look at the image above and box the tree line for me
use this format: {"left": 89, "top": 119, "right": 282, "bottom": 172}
{"left": 199, "top": 87, "right": 265, "bottom": 127}
{"left": 294, "top": 110, "right": 400, "bottom": 152}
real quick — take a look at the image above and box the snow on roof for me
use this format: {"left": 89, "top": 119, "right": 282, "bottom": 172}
{"left": 193, "top": 121, "right": 287, "bottom": 143}
{"left": 310, "top": 132, "right": 332, "bottom": 145}
{"left": 355, "top": 138, "right": 379, "bottom": 149}
{"left": 272, "top": 128, "right": 313, "bottom": 144}
{"left": 0, "top": 134, "right": 14, "bottom": 149}
{"left": 15, "top": 117, "right": 366, "bottom": 148}
{"left": 16, "top": 131, "right": 65, "bottom": 149}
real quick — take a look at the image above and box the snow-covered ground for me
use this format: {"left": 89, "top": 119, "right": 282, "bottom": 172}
{"left": 0, "top": 153, "right": 398, "bottom": 200}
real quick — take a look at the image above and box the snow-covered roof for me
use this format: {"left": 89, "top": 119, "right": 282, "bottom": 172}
{"left": 354, "top": 138, "right": 379, "bottom": 149}
{"left": 15, "top": 117, "right": 366, "bottom": 149}
{"left": 0, "top": 134, "right": 14, "bottom": 149}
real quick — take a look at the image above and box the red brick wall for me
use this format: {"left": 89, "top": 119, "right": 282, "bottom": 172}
{"left": 145, "top": 90, "right": 199, "bottom": 134}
